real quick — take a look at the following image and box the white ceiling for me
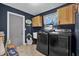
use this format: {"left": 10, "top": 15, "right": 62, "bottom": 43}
{"left": 4, "top": 3, "right": 65, "bottom": 15}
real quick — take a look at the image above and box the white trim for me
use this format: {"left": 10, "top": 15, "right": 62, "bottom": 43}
{"left": 7, "top": 11, "right": 25, "bottom": 45}
{"left": 7, "top": 11, "right": 9, "bottom": 44}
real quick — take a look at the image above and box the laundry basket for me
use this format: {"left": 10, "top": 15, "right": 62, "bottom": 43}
{"left": 0, "top": 32, "right": 5, "bottom": 56}
{"left": 6, "top": 43, "right": 19, "bottom": 56}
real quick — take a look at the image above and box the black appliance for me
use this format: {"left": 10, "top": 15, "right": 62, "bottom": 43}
{"left": 49, "top": 32, "right": 71, "bottom": 56}
{"left": 37, "top": 31, "right": 72, "bottom": 56}
{"left": 37, "top": 32, "right": 48, "bottom": 55}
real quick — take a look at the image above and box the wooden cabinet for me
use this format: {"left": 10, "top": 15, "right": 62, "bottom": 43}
{"left": 57, "top": 4, "right": 76, "bottom": 25}
{"left": 32, "top": 16, "right": 42, "bottom": 27}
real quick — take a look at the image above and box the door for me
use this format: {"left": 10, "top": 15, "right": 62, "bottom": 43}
{"left": 75, "top": 13, "right": 79, "bottom": 55}
{"left": 7, "top": 11, "right": 25, "bottom": 46}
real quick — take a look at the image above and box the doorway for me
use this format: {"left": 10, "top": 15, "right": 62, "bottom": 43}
{"left": 7, "top": 11, "right": 25, "bottom": 46}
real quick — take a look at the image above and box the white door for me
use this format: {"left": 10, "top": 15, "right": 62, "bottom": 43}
{"left": 7, "top": 11, "right": 25, "bottom": 46}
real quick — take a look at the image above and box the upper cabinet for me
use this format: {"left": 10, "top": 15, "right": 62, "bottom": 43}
{"left": 32, "top": 16, "right": 42, "bottom": 27}
{"left": 57, "top": 4, "right": 77, "bottom": 25}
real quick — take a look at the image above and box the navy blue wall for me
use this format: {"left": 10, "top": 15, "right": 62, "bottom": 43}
{"left": 0, "top": 3, "right": 34, "bottom": 45}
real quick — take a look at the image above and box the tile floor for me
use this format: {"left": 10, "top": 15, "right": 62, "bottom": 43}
{"left": 17, "top": 44, "right": 45, "bottom": 56}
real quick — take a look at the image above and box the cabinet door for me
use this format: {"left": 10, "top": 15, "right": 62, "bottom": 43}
{"left": 32, "top": 17, "right": 37, "bottom": 27}
{"left": 32, "top": 16, "right": 42, "bottom": 27}
{"left": 37, "top": 16, "right": 42, "bottom": 26}
{"left": 57, "top": 6, "right": 67, "bottom": 25}
{"left": 57, "top": 4, "right": 76, "bottom": 25}
{"left": 66, "top": 4, "right": 76, "bottom": 24}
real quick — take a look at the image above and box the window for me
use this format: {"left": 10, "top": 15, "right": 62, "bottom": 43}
{"left": 43, "top": 12, "right": 57, "bottom": 26}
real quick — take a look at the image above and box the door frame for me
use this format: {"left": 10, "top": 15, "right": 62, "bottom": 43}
{"left": 7, "top": 11, "right": 25, "bottom": 45}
